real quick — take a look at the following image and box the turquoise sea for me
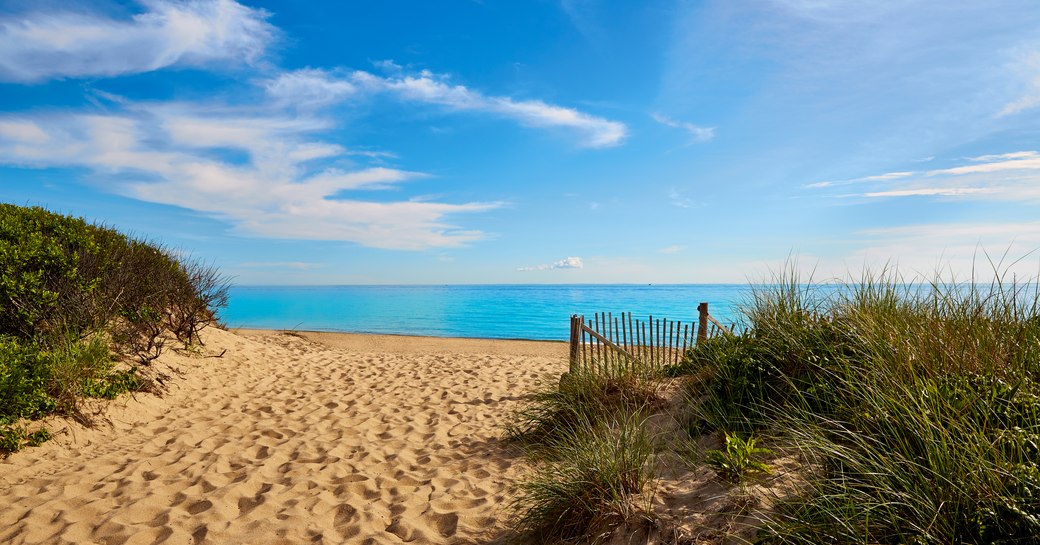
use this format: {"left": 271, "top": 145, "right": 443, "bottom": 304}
{"left": 221, "top": 284, "right": 752, "bottom": 341}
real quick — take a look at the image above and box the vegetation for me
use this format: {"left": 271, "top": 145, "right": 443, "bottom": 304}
{"left": 508, "top": 264, "right": 1040, "bottom": 544}
{"left": 505, "top": 362, "right": 661, "bottom": 452}
{"left": 703, "top": 432, "right": 771, "bottom": 484}
{"left": 505, "top": 359, "right": 661, "bottom": 542}
{"left": 681, "top": 267, "right": 1040, "bottom": 544}
{"left": 0, "top": 204, "right": 229, "bottom": 454}
{"left": 510, "top": 411, "right": 657, "bottom": 542}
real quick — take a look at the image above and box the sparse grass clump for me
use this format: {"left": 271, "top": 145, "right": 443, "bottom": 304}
{"left": 0, "top": 204, "right": 229, "bottom": 454}
{"left": 510, "top": 411, "right": 657, "bottom": 542}
{"left": 506, "top": 357, "right": 663, "bottom": 542}
{"left": 505, "top": 361, "right": 661, "bottom": 452}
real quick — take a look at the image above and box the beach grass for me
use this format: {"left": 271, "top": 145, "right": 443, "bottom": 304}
{"left": 681, "top": 266, "right": 1040, "bottom": 543}
{"left": 509, "top": 410, "right": 657, "bottom": 542}
{"left": 505, "top": 355, "right": 663, "bottom": 542}
{"left": 507, "top": 263, "right": 1040, "bottom": 543}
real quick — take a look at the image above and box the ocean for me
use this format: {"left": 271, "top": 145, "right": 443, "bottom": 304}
{"left": 221, "top": 284, "right": 752, "bottom": 341}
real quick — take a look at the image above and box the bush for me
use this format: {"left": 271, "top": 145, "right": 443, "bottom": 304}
{"left": 0, "top": 204, "right": 229, "bottom": 454}
{"left": 0, "top": 336, "right": 55, "bottom": 422}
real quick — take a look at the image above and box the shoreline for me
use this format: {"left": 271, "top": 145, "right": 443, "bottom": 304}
{"left": 233, "top": 327, "right": 568, "bottom": 357}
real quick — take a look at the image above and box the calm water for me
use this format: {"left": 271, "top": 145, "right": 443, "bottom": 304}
{"left": 221, "top": 284, "right": 752, "bottom": 341}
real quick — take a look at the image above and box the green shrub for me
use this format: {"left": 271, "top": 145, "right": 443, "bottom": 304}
{"left": 0, "top": 204, "right": 229, "bottom": 454}
{"left": 0, "top": 336, "right": 55, "bottom": 421}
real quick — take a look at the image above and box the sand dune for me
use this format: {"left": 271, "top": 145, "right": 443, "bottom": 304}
{"left": 0, "top": 329, "right": 567, "bottom": 545}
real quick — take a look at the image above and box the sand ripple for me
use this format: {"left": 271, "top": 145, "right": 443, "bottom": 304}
{"left": 0, "top": 329, "right": 565, "bottom": 545}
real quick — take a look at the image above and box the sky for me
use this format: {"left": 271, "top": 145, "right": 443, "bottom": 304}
{"left": 1, "top": 0, "right": 1040, "bottom": 285}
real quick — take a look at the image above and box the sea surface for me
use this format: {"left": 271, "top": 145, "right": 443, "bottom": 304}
{"left": 221, "top": 284, "right": 753, "bottom": 341}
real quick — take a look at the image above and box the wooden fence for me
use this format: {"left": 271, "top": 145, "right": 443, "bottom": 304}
{"left": 567, "top": 302, "right": 735, "bottom": 374}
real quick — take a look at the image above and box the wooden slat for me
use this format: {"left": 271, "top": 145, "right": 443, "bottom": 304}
{"left": 621, "top": 312, "right": 628, "bottom": 371}
{"left": 648, "top": 315, "right": 654, "bottom": 367}
{"left": 627, "top": 313, "right": 635, "bottom": 370}
{"left": 707, "top": 315, "right": 732, "bottom": 335}
{"left": 669, "top": 320, "right": 678, "bottom": 366}
{"left": 656, "top": 316, "right": 663, "bottom": 367}
{"left": 611, "top": 314, "right": 619, "bottom": 370}
{"left": 583, "top": 316, "right": 589, "bottom": 370}
{"left": 636, "top": 320, "right": 644, "bottom": 366}
{"left": 580, "top": 324, "right": 639, "bottom": 363}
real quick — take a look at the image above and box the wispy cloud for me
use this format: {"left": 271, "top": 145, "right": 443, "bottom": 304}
{"left": 238, "top": 261, "right": 320, "bottom": 270}
{"left": 998, "top": 51, "right": 1040, "bottom": 117}
{"left": 667, "top": 188, "right": 696, "bottom": 208}
{"left": 658, "top": 245, "right": 683, "bottom": 254}
{"left": 0, "top": 100, "right": 499, "bottom": 250}
{"left": 263, "top": 68, "right": 356, "bottom": 108}
{"left": 837, "top": 221, "right": 1040, "bottom": 280}
{"left": 0, "top": 0, "right": 275, "bottom": 82}
{"left": 808, "top": 151, "right": 1040, "bottom": 202}
{"left": 517, "top": 256, "right": 584, "bottom": 271}
{"left": 264, "top": 68, "right": 628, "bottom": 148}
{"left": 651, "top": 113, "right": 715, "bottom": 143}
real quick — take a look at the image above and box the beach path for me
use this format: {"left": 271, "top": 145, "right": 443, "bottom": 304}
{"left": 0, "top": 329, "right": 566, "bottom": 545}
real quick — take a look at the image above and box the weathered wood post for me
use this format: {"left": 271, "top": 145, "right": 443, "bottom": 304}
{"left": 697, "top": 302, "right": 709, "bottom": 345}
{"left": 569, "top": 314, "right": 579, "bottom": 373}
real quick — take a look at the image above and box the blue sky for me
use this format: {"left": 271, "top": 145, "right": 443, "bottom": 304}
{"left": 2, "top": 0, "right": 1040, "bottom": 284}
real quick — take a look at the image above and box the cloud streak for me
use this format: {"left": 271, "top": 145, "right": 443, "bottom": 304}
{"left": 265, "top": 68, "right": 628, "bottom": 148}
{"left": 651, "top": 113, "right": 715, "bottom": 143}
{"left": 0, "top": 0, "right": 275, "bottom": 82}
{"left": 809, "top": 151, "right": 1040, "bottom": 202}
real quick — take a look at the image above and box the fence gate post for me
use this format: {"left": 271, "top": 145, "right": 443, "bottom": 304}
{"left": 569, "top": 314, "right": 579, "bottom": 373}
{"left": 696, "top": 302, "right": 709, "bottom": 345}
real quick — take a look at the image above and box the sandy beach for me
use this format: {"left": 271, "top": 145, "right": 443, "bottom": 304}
{"left": 0, "top": 328, "right": 567, "bottom": 545}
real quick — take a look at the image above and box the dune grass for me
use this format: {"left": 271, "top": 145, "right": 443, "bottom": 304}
{"left": 505, "top": 361, "right": 662, "bottom": 452}
{"left": 678, "top": 266, "right": 1040, "bottom": 543}
{"left": 505, "top": 357, "right": 663, "bottom": 542}
{"left": 509, "top": 410, "right": 657, "bottom": 542}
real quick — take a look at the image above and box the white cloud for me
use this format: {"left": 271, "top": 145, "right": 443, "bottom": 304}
{"left": 0, "top": 103, "right": 499, "bottom": 250}
{"left": 0, "top": 0, "right": 275, "bottom": 82}
{"left": 810, "top": 151, "right": 1040, "bottom": 202}
{"left": 264, "top": 68, "right": 628, "bottom": 148}
{"left": 651, "top": 113, "right": 715, "bottom": 143}
{"left": 658, "top": 245, "right": 683, "bottom": 254}
{"left": 263, "top": 68, "right": 357, "bottom": 108}
{"left": 554, "top": 256, "right": 584, "bottom": 269}
{"left": 518, "top": 256, "right": 584, "bottom": 271}
{"left": 998, "top": 51, "right": 1040, "bottom": 117}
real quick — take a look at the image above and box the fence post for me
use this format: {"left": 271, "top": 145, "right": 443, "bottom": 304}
{"left": 697, "top": 302, "right": 709, "bottom": 345}
{"left": 569, "top": 314, "right": 579, "bottom": 373}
